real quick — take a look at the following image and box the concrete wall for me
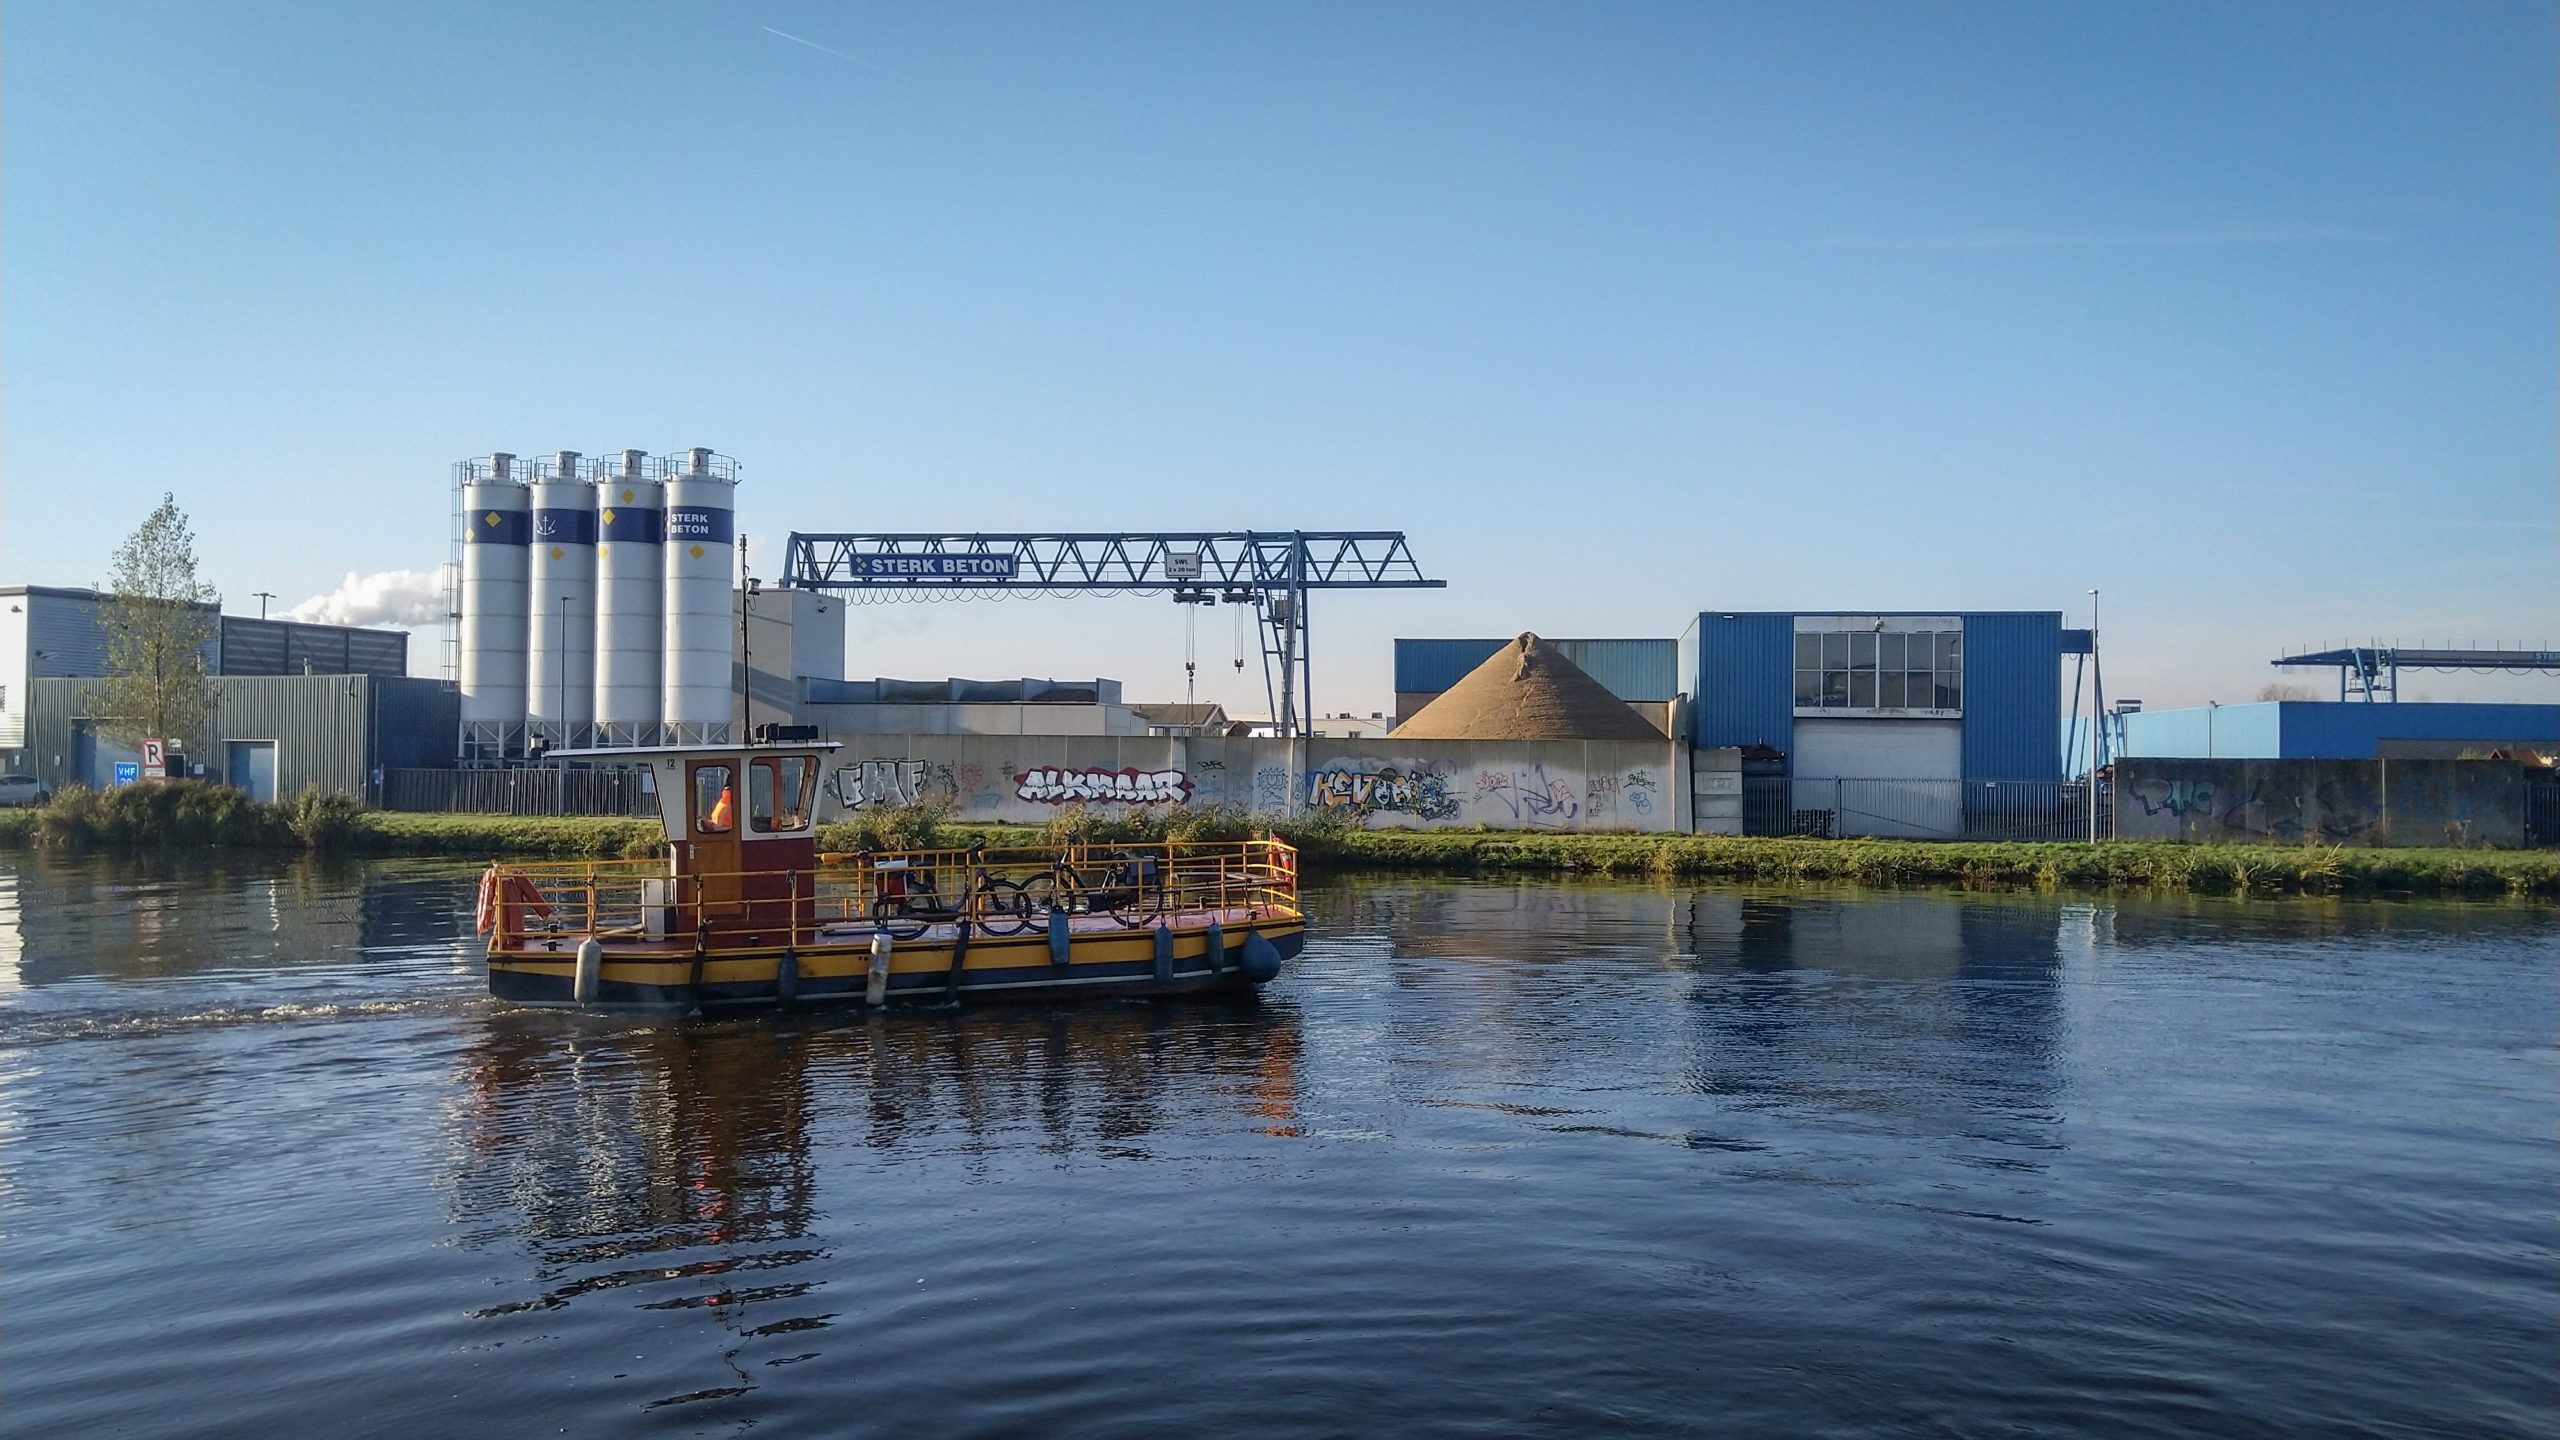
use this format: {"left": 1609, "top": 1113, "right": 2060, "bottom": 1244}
{"left": 1691, "top": 746, "right": 1743, "bottom": 835}
{"left": 2114, "top": 757, "right": 2547, "bottom": 848}
{"left": 817, "top": 734, "right": 1691, "bottom": 832}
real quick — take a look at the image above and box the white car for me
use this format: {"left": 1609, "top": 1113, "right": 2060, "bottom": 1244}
{"left": 0, "top": 774, "right": 50, "bottom": 807}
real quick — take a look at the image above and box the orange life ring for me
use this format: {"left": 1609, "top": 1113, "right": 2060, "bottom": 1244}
{"left": 476, "top": 868, "right": 554, "bottom": 934}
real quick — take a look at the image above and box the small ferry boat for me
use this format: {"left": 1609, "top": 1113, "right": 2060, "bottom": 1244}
{"left": 475, "top": 741, "right": 1301, "bottom": 1008}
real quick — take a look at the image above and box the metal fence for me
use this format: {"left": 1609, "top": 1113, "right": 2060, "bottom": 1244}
{"left": 2525, "top": 778, "right": 2559, "bottom": 848}
{"left": 1743, "top": 778, "right": 2110, "bottom": 841}
{"left": 382, "top": 768, "right": 657, "bottom": 818}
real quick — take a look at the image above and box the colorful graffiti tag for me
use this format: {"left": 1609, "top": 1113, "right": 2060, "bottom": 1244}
{"left": 1304, "top": 763, "right": 1460, "bottom": 819}
{"left": 1013, "top": 767, "right": 1193, "bottom": 805}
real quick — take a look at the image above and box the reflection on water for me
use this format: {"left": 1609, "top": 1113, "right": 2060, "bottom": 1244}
{"left": 449, "top": 1003, "right": 1304, "bottom": 1266}
{"left": 2, "top": 856, "right": 2553, "bottom": 1438}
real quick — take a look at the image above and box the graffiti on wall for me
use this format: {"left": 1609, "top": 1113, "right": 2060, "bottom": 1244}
{"left": 1305, "top": 762, "right": 1461, "bottom": 819}
{"left": 1013, "top": 767, "right": 1193, "bottom": 805}
{"left": 2125, "top": 777, "right": 2218, "bottom": 818}
{"left": 1254, "top": 765, "right": 1290, "bottom": 813}
{"left": 1583, "top": 768, "right": 1660, "bottom": 822}
{"left": 1472, "top": 765, "right": 1581, "bottom": 826}
{"left": 1193, "top": 759, "right": 1229, "bottom": 804}
{"left": 835, "top": 759, "right": 952, "bottom": 810}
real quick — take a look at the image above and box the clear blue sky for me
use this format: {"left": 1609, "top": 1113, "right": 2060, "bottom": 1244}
{"left": 6, "top": 1, "right": 2554, "bottom": 714}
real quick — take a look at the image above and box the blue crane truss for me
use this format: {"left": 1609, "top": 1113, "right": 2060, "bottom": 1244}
{"left": 2273, "top": 646, "right": 2560, "bottom": 702}
{"left": 781, "top": 531, "right": 1445, "bottom": 737}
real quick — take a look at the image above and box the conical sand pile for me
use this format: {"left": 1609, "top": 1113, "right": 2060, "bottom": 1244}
{"left": 1393, "top": 633, "right": 1664, "bottom": 741}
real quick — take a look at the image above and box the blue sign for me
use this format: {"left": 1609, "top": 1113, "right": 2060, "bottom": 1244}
{"left": 113, "top": 762, "right": 140, "bottom": 787}
{"left": 666, "top": 506, "right": 734, "bottom": 545}
{"left": 848, "top": 553, "right": 1019, "bottom": 580}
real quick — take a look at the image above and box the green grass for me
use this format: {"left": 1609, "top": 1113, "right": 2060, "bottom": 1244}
{"left": 5, "top": 792, "right": 2549, "bottom": 898}
{"left": 344, "top": 812, "right": 667, "bottom": 858}
{"left": 1290, "top": 829, "right": 2560, "bottom": 898}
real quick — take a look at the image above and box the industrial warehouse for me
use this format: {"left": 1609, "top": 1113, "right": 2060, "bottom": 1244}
{"left": 7, "top": 447, "right": 2552, "bottom": 846}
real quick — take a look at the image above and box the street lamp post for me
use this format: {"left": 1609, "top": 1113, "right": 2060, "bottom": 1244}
{"left": 2088, "top": 589, "right": 2101, "bottom": 844}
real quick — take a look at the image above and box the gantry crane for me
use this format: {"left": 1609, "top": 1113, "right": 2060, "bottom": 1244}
{"left": 781, "top": 531, "right": 1444, "bottom": 737}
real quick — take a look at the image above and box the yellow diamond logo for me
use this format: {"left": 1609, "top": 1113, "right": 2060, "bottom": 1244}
{"left": 597, "top": 545, "right": 609, "bottom": 557}
{"left": 621, "top": 488, "right": 635, "bottom": 502}
{"left": 601, "top": 508, "right": 616, "bottom": 525}
{"left": 690, "top": 544, "right": 705, "bottom": 559}
{"left": 483, "top": 511, "right": 501, "bottom": 526}
{"left": 549, "top": 546, "right": 564, "bottom": 560}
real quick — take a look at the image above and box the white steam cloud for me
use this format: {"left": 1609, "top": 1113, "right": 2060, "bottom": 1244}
{"left": 285, "top": 569, "right": 447, "bottom": 629}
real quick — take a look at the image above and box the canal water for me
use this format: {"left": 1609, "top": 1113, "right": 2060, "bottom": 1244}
{"left": 2, "top": 854, "right": 2552, "bottom": 1438}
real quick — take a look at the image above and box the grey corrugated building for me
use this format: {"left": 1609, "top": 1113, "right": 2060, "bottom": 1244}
{"left": 5, "top": 583, "right": 438, "bottom": 796}
{"left": 25, "top": 673, "right": 457, "bottom": 802}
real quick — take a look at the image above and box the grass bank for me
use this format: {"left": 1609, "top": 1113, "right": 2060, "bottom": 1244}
{"left": 6, "top": 791, "right": 2550, "bottom": 898}
{"left": 1293, "top": 829, "right": 2560, "bottom": 899}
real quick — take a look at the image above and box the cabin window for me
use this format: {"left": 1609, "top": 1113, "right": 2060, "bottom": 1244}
{"left": 693, "top": 764, "right": 735, "bottom": 834}
{"left": 750, "top": 756, "right": 816, "bottom": 832}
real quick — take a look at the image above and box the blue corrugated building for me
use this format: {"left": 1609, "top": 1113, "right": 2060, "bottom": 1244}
{"left": 2116, "top": 701, "right": 2558, "bottom": 760}
{"left": 1394, "top": 637, "right": 1679, "bottom": 727}
{"left": 1680, "top": 611, "right": 2068, "bottom": 782}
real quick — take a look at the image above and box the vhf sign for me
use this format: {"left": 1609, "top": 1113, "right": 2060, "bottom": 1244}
{"left": 847, "top": 554, "right": 1019, "bottom": 580}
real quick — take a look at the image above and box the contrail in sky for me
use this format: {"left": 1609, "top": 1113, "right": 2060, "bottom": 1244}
{"left": 764, "top": 26, "right": 889, "bottom": 71}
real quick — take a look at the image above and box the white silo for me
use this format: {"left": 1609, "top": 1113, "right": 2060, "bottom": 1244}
{"left": 458, "top": 454, "right": 531, "bottom": 730}
{"left": 662, "top": 447, "right": 739, "bottom": 741}
{"left": 593, "top": 450, "right": 664, "bottom": 744}
{"left": 526, "top": 451, "right": 597, "bottom": 740}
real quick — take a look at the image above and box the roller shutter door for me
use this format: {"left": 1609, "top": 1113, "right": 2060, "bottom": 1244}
{"left": 1792, "top": 719, "right": 1962, "bottom": 779}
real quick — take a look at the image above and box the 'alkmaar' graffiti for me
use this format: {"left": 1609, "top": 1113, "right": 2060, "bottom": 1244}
{"left": 1013, "top": 767, "right": 1193, "bottom": 805}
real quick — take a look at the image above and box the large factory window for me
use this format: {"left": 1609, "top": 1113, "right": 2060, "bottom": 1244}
{"left": 1795, "top": 630, "right": 1962, "bottom": 712}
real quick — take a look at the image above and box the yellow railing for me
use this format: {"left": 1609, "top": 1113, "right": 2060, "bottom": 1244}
{"left": 483, "top": 839, "right": 1299, "bottom": 951}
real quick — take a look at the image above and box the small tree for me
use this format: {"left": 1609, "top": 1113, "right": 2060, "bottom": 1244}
{"left": 96, "top": 493, "right": 221, "bottom": 750}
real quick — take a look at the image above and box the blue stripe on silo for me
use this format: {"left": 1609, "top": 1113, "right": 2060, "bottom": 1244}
{"left": 1395, "top": 639, "right": 1506, "bottom": 693}
{"left": 533, "top": 509, "right": 598, "bottom": 545}
{"left": 1959, "top": 612, "right": 2062, "bottom": 780}
{"left": 598, "top": 506, "right": 663, "bottom": 543}
{"left": 667, "top": 507, "right": 733, "bottom": 545}
{"left": 1690, "top": 613, "right": 1794, "bottom": 752}
{"left": 466, "top": 509, "right": 530, "bottom": 545}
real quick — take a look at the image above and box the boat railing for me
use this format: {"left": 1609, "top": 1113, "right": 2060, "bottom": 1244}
{"left": 482, "top": 838, "right": 1299, "bottom": 950}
